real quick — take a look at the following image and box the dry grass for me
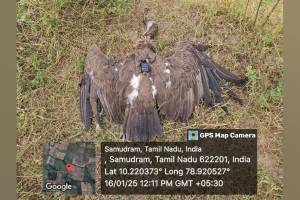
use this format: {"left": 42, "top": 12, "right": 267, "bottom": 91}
{"left": 17, "top": 0, "right": 283, "bottom": 199}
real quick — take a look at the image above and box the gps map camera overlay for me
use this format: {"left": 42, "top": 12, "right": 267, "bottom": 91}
{"left": 101, "top": 129, "right": 257, "bottom": 195}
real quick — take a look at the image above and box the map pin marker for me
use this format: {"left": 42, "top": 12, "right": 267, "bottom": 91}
{"left": 66, "top": 163, "right": 72, "bottom": 173}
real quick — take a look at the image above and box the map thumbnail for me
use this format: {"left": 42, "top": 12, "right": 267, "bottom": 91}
{"left": 42, "top": 142, "right": 96, "bottom": 195}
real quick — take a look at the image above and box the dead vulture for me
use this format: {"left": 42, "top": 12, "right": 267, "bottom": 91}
{"left": 79, "top": 21, "right": 247, "bottom": 141}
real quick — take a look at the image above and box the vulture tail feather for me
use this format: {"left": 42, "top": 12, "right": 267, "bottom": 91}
{"left": 123, "top": 106, "right": 162, "bottom": 142}
{"left": 79, "top": 72, "right": 93, "bottom": 130}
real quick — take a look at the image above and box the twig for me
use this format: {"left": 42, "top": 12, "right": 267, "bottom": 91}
{"left": 254, "top": 0, "right": 263, "bottom": 26}
{"left": 261, "top": 0, "right": 281, "bottom": 28}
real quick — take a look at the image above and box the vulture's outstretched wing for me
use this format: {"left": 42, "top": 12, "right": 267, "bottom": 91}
{"left": 79, "top": 72, "right": 93, "bottom": 129}
{"left": 81, "top": 45, "right": 163, "bottom": 141}
{"left": 152, "top": 42, "right": 247, "bottom": 121}
{"left": 80, "top": 44, "right": 121, "bottom": 128}
{"left": 151, "top": 43, "right": 202, "bottom": 121}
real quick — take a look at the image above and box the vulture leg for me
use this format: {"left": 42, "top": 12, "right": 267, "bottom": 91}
{"left": 79, "top": 72, "right": 93, "bottom": 130}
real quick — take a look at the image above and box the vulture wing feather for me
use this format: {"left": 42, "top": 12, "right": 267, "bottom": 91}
{"left": 79, "top": 72, "right": 92, "bottom": 129}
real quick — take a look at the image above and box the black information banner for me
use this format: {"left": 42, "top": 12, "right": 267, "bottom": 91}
{"left": 101, "top": 129, "right": 257, "bottom": 195}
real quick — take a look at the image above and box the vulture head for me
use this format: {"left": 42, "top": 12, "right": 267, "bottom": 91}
{"left": 79, "top": 20, "right": 248, "bottom": 142}
{"left": 143, "top": 19, "right": 158, "bottom": 39}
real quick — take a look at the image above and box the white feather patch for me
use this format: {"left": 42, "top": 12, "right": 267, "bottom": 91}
{"left": 128, "top": 90, "right": 139, "bottom": 105}
{"left": 165, "top": 62, "right": 170, "bottom": 66}
{"left": 152, "top": 85, "right": 157, "bottom": 98}
{"left": 96, "top": 124, "right": 100, "bottom": 131}
{"left": 88, "top": 71, "right": 94, "bottom": 79}
{"left": 166, "top": 80, "right": 172, "bottom": 88}
{"left": 130, "top": 74, "right": 140, "bottom": 89}
{"left": 196, "top": 72, "right": 201, "bottom": 80}
{"left": 164, "top": 69, "right": 171, "bottom": 74}
{"left": 128, "top": 74, "right": 140, "bottom": 105}
{"left": 114, "top": 68, "right": 118, "bottom": 72}
{"left": 146, "top": 21, "right": 154, "bottom": 31}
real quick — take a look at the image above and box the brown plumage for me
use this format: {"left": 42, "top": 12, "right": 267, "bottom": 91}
{"left": 79, "top": 21, "right": 247, "bottom": 141}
